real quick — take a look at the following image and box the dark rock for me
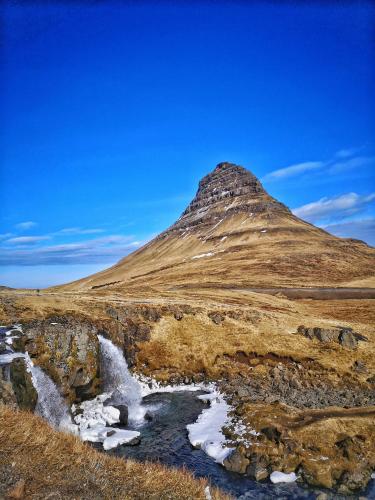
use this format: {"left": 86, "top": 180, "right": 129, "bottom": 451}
{"left": 0, "top": 342, "right": 6, "bottom": 353}
{"left": 106, "top": 430, "right": 116, "bottom": 437}
{"left": 116, "top": 405, "right": 129, "bottom": 425}
{"left": 144, "top": 411, "right": 153, "bottom": 422}
{"left": 223, "top": 449, "right": 249, "bottom": 474}
{"left": 174, "top": 311, "right": 183, "bottom": 321}
{"left": 9, "top": 358, "right": 37, "bottom": 411}
{"left": 261, "top": 426, "right": 281, "bottom": 443}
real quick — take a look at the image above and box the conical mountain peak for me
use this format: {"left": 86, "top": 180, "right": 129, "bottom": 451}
{"left": 164, "top": 162, "right": 289, "bottom": 235}
{"left": 59, "top": 161, "right": 375, "bottom": 292}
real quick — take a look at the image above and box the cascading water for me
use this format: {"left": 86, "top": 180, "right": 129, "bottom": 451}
{"left": 98, "top": 335, "right": 144, "bottom": 424}
{"left": 24, "top": 353, "right": 76, "bottom": 433}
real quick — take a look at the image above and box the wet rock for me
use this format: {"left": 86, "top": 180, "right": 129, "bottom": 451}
{"left": 144, "top": 411, "right": 153, "bottom": 422}
{"left": 116, "top": 405, "right": 129, "bottom": 425}
{"left": 223, "top": 449, "right": 249, "bottom": 474}
{"left": 9, "top": 358, "right": 37, "bottom": 411}
{"left": 0, "top": 342, "right": 6, "bottom": 354}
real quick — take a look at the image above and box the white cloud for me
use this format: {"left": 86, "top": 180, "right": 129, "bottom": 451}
{"left": 262, "top": 161, "right": 324, "bottom": 182}
{"left": 334, "top": 148, "right": 359, "bottom": 159}
{"left": 322, "top": 218, "right": 375, "bottom": 246}
{"left": 15, "top": 221, "right": 37, "bottom": 230}
{"left": 6, "top": 236, "right": 51, "bottom": 245}
{"left": 328, "top": 156, "right": 375, "bottom": 174}
{"left": 262, "top": 147, "right": 374, "bottom": 182}
{"left": 293, "top": 192, "right": 375, "bottom": 223}
{"left": 55, "top": 227, "right": 105, "bottom": 235}
{"left": 0, "top": 234, "right": 143, "bottom": 265}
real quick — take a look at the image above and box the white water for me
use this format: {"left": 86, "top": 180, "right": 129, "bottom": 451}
{"left": 24, "top": 353, "right": 76, "bottom": 433}
{"left": 98, "top": 335, "right": 144, "bottom": 424}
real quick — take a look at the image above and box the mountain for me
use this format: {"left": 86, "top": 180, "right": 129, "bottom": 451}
{"left": 61, "top": 162, "right": 375, "bottom": 291}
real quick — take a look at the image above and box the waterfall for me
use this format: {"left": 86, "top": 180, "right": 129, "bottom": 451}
{"left": 24, "top": 353, "right": 76, "bottom": 433}
{"left": 98, "top": 335, "right": 144, "bottom": 424}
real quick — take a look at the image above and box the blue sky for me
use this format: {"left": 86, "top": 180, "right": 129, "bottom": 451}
{"left": 1, "top": 1, "right": 374, "bottom": 288}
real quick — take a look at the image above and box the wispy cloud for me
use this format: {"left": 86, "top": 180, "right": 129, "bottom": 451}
{"left": 262, "top": 161, "right": 324, "bottom": 181}
{"left": 0, "top": 234, "right": 143, "bottom": 265}
{"left": 53, "top": 227, "right": 105, "bottom": 236}
{"left": 293, "top": 192, "right": 375, "bottom": 223}
{"left": 328, "top": 156, "right": 375, "bottom": 174}
{"left": 15, "top": 221, "right": 37, "bottom": 230}
{"left": 5, "top": 235, "right": 51, "bottom": 245}
{"left": 262, "top": 148, "right": 375, "bottom": 182}
{"left": 323, "top": 218, "right": 375, "bottom": 246}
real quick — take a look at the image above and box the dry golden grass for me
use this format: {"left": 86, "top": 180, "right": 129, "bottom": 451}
{"left": 0, "top": 406, "right": 230, "bottom": 500}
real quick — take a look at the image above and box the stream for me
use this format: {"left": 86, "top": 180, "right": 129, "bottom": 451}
{"left": 2, "top": 327, "right": 375, "bottom": 499}
{"left": 100, "top": 391, "right": 352, "bottom": 499}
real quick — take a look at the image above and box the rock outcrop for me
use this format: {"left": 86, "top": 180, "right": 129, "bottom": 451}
{"left": 296, "top": 325, "right": 367, "bottom": 350}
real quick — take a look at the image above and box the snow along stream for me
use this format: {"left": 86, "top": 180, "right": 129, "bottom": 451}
{"left": 3, "top": 326, "right": 375, "bottom": 498}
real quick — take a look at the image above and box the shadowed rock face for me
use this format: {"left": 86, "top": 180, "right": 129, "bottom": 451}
{"left": 162, "top": 162, "right": 289, "bottom": 235}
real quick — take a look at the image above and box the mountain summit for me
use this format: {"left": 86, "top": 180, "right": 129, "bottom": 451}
{"left": 62, "top": 162, "right": 375, "bottom": 291}
{"left": 163, "top": 162, "right": 289, "bottom": 237}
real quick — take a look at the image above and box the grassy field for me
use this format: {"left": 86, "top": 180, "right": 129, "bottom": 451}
{"left": 0, "top": 406, "right": 230, "bottom": 500}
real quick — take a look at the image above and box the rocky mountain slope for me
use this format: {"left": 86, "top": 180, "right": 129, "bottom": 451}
{"left": 59, "top": 162, "right": 375, "bottom": 292}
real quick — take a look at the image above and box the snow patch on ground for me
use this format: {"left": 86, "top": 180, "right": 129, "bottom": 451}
{"left": 270, "top": 471, "right": 297, "bottom": 484}
{"left": 187, "top": 390, "right": 232, "bottom": 464}
{"left": 192, "top": 252, "right": 214, "bottom": 259}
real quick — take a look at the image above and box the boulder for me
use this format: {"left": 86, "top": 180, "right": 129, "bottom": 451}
{"left": 116, "top": 404, "right": 129, "bottom": 425}
{"left": 339, "top": 331, "right": 358, "bottom": 349}
{"left": 246, "top": 463, "right": 269, "bottom": 481}
{"left": 223, "top": 449, "right": 249, "bottom": 474}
